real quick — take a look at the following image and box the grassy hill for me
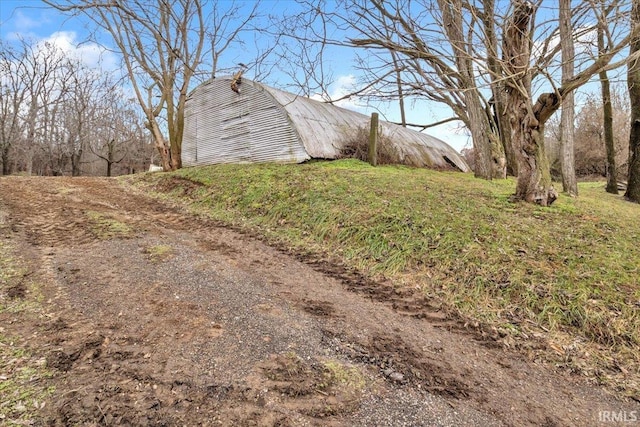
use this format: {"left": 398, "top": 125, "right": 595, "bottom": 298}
{"left": 126, "top": 159, "right": 640, "bottom": 398}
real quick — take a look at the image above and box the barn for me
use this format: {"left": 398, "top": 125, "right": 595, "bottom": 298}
{"left": 182, "top": 76, "right": 470, "bottom": 172}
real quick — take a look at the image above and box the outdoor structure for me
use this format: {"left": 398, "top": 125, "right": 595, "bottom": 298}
{"left": 183, "top": 77, "right": 470, "bottom": 172}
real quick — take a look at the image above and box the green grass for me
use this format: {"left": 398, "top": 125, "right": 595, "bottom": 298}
{"left": 86, "top": 211, "right": 134, "bottom": 239}
{"left": 126, "top": 159, "right": 640, "bottom": 397}
{"left": 143, "top": 244, "right": 174, "bottom": 262}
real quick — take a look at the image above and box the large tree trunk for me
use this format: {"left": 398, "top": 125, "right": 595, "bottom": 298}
{"left": 504, "top": 0, "right": 557, "bottom": 206}
{"left": 437, "top": 0, "right": 496, "bottom": 179}
{"left": 25, "top": 146, "right": 34, "bottom": 176}
{"left": 559, "top": 0, "right": 578, "bottom": 196}
{"left": 509, "top": 100, "right": 557, "bottom": 205}
{"left": 71, "top": 146, "right": 82, "bottom": 176}
{"left": 626, "top": 0, "right": 640, "bottom": 202}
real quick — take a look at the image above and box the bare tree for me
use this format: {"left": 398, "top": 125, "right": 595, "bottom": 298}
{"left": 45, "top": 0, "right": 207, "bottom": 171}
{"left": 559, "top": 0, "right": 578, "bottom": 196}
{"left": 89, "top": 91, "right": 145, "bottom": 177}
{"left": 502, "top": 0, "right": 634, "bottom": 205}
{"left": 268, "top": 3, "right": 338, "bottom": 97}
{"left": 45, "top": 0, "right": 268, "bottom": 172}
{"left": 17, "top": 40, "right": 69, "bottom": 176}
{"left": 598, "top": 3, "right": 620, "bottom": 194}
{"left": 279, "top": 1, "right": 635, "bottom": 204}
{"left": 347, "top": 0, "right": 503, "bottom": 179}
{"left": 564, "top": 91, "right": 629, "bottom": 178}
{"left": 0, "top": 42, "right": 27, "bottom": 175}
{"left": 207, "top": 1, "right": 261, "bottom": 79}
{"left": 59, "top": 60, "right": 105, "bottom": 176}
{"left": 1, "top": 36, "right": 156, "bottom": 177}
{"left": 626, "top": 0, "right": 640, "bottom": 202}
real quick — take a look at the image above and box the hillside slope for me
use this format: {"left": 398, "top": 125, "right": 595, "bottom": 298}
{"left": 130, "top": 159, "right": 640, "bottom": 399}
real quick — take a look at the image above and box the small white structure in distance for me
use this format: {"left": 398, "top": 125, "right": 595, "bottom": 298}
{"left": 183, "top": 77, "right": 470, "bottom": 172}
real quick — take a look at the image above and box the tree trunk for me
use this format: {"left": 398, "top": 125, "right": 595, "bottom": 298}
{"left": 147, "top": 118, "right": 172, "bottom": 171}
{"left": 467, "top": 92, "right": 495, "bottom": 180}
{"left": 510, "top": 102, "right": 557, "bottom": 205}
{"left": 25, "top": 146, "right": 34, "bottom": 176}
{"left": 626, "top": 0, "right": 640, "bottom": 202}
{"left": 1, "top": 145, "right": 10, "bottom": 175}
{"left": 437, "top": 0, "right": 494, "bottom": 179}
{"left": 391, "top": 51, "right": 406, "bottom": 127}
{"left": 597, "top": 14, "right": 618, "bottom": 194}
{"left": 492, "top": 86, "right": 517, "bottom": 176}
{"left": 504, "top": 0, "right": 557, "bottom": 206}
{"left": 489, "top": 126, "right": 507, "bottom": 179}
{"left": 482, "top": 0, "right": 515, "bottom": 176}
{"left": 71, "top": 148, "right": 82, "bottom": 176}
{"left": 559, "top": 0, "right": 578, "bottom": 196}
{"left": 601, "top": 71, "right": 618, "bottom": 194}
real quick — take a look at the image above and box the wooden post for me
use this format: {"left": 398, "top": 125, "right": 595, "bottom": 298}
{"left": 368, "top": 112, "right": 379, "bottom": 166}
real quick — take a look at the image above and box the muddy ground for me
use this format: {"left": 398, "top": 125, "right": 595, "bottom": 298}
{"left": 0, "top": 176, "right": 638, "bottom": 426}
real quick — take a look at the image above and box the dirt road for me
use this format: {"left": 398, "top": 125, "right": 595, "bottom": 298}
{"left": 0, "top": 176, "right": 638, "bottom": 426}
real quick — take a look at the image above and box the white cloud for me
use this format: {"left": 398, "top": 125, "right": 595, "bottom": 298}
{"left": 40, "top": 31, "right": 120, "bottom": 71}
{"left": 532, "top": 25, "right": 599, "bottom": 66}
{"left": 310, "top": 74, "right": 366, "bottom": 112}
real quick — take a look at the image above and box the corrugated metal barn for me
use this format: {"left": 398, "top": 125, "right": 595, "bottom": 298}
{"left": 183, "top": 76, "right": 470, "bottom": 172}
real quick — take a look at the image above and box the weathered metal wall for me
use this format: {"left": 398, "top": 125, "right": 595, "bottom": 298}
{"left": 183, "top": 77, "right": 470, "bottom": 172}
{"left": 183, "top": 78, "right": 309, "bottom": 167}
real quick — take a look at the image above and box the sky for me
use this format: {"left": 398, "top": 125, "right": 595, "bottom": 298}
{"left": 0, "top": 0, "right": 475, "bottom": 153}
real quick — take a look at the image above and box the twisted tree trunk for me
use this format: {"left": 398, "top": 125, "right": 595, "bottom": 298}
{"left": 503, "top": 1, "right": 558, "bottom": 205}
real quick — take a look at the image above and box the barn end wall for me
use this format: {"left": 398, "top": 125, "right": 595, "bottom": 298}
{"left": 183, "top": 78, "right": 309, "bottom": 167}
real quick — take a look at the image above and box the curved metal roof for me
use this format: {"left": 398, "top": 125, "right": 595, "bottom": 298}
{"left": 183, "top": 77, "right": 470, "bottom": 172}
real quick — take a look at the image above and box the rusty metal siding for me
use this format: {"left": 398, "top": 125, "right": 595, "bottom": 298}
{"left": 183, "top": 78, "right": 309, "bottom": 167}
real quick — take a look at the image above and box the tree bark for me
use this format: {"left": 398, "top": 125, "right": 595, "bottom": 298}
{"left": 559, "top": 0, "right": 578, "bottom": 196}
{"left": 626, "top": 0, "right": 640, "bottom": 202}
{"left": 1, "top": 145, "right": 11, "bottom": 175}
{"left": 467, "top": 92, "right": 496, "bottom": 179}
{"left": 483, "top": 0, "right": 515, "bottom": 176}
{"left": 437, "top": 0, "right": 495, "bottom": 179}
{"left": 599, "top": 21, "right": 618, "bottom": 194}
{"left": 492, "top": 84, "right": 516, "bottom": 176}
{"left": 147, "top": 119, "right": 172, "bottom": 172}
{"left": 504, "top": 0, "right": 558, "bottom": 205}
{"left": 390, "top": 50, "right": 406, "bottom": 127}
